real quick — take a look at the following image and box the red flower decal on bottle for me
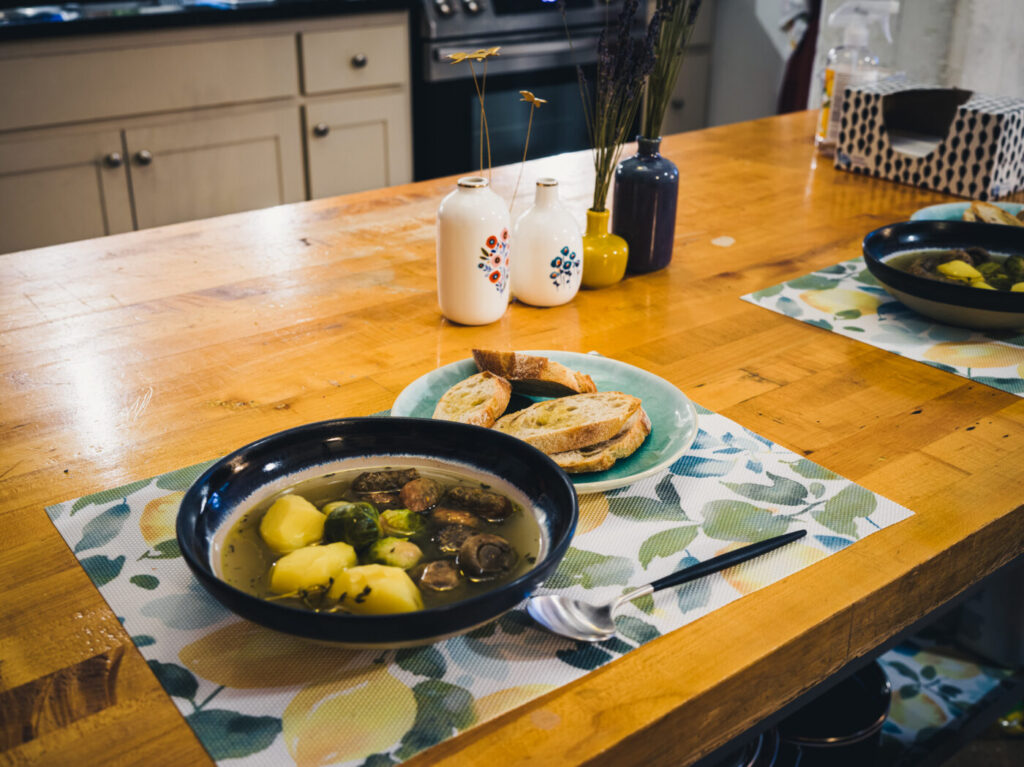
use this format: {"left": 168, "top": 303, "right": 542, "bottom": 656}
{"left": 478, "top": 233, "right": 510, "bottom": 293}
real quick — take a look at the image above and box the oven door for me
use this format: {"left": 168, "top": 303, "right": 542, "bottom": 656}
{"left": 413, "top": 31, "right": 598, "bottom": 181}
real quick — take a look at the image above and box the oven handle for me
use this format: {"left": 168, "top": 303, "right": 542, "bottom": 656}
{"left": 434, "top": 36, "right": 599, "bottom": 63}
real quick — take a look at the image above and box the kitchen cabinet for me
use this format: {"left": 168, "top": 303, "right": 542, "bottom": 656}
{"left": 0, "top": 127, "right": 133, "bottom": 254}
{"left": 305, "top": 92, "right": 412, "bottom": 199}
{"left": 125, "top": 106, "right": 304, "bottom": 230}
{"left": 0, "top": 12, "right": 411, "bottom": 255}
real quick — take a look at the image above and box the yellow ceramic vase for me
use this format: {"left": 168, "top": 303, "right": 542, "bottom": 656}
{"left": 581, "top": 209, "right": 628, "bottom": 289}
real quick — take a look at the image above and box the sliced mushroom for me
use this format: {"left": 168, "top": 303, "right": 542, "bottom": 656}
{"left": 400, "top": 477, "right": 443, "bottom": 512}
{"left": 433, "top": 524, "right": 476, "bottom": 554}
{"left": 429, "top": 507, "right": 482, "bottom": 529}
{"left": 442, "top": 486, "right": 514, "bottom": 523}
{"left": 359, "top": 490, "right": 405, "bottom": 510}
{"left": 457, "top": 533, "right": 517, "bottom": 580}
{"left": 352, "top": 469, "right": 419, "bottom": 493}
{"left": 412, "top": 560, "right": 462, "bottom": 592}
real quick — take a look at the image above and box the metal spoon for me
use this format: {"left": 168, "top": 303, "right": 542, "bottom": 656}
{"left": 526, "top": 529, "right": 807, "bottom": 642}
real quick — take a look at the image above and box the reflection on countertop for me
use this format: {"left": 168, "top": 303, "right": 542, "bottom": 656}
{"left": 0, "top": 0, "right": 409, "bottom": 38}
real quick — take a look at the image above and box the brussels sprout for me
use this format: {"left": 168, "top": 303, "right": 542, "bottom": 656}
{"left": 365, "top": 537, "right": 423, "bottom": 569}
{"left": 380, "top": 508, "right": 426, "bottom": 538}
{"left": 1005, "top": 255, "right": 1024, "bottom": 282}
{"left": 323, "top": 501, "right": 381, "bottom": 548}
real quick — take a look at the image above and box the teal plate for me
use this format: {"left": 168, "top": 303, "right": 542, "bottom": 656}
{"left": 910, "top": 201, "right": 1023, "bottom": 221}
{"left": 391, "top": 351, "right": 699, "bottom": 495}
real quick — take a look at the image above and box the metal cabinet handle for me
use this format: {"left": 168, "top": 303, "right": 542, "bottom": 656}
{"left": 104, "top": 152, "right": 123, "bottom": 168}
{"left": 134, "top": 150, "right": 153, "bottom": 166}
{"left": 312, "top": 123, "right": 330, "bottom": 138}
{"left": 351, "top": 53, "right": 368, "bottom": 69}
{"left": 671, "top": 98, "right": 686, "bottom": 111}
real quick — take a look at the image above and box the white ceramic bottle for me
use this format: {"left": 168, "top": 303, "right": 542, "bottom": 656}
{"left": 436, "top": 176, "right": 511, "bottom": 325}
{"left": 511, "top": 178, "right": 583, "bottom": 307}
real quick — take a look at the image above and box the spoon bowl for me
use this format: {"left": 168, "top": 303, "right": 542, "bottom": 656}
{"left": 526, "top": 530, "right": 807, "bottom": 642}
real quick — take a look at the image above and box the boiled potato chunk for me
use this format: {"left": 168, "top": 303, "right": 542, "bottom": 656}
{"left": 936, "top": 260, "right": 982, "bottom": 281}
{"left": 327, "top": 564, "right": 424, "bottom": 614}
{"left": 268, "top": 542, "right": 357, "bottom": 595}
{"left": 259, "top": 494, "right": 325, "bottom": 554}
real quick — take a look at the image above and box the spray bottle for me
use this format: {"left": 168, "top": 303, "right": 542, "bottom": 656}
{"left": 816, "top": 0, "right": 900, "bottom": 154}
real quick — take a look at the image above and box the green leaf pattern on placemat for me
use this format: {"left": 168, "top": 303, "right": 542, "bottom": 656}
{"left": 878, "top": 637, "right": 1016, "bottom": 765}
{"left": 743, "top": 256, "right": 1024, "bottom": 397}
{"left": 45, "top": 408, "right": 914, "bottom": 766}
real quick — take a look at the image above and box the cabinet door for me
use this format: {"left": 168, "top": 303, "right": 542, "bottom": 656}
{"left": 125, "top": 105, "right": 304, "bottom": 230}
{"left": 0, "top": 128, "right": 132, "bottom": 254}
{"left": 661, "top": 51, "right": 711, "bottom": 135}
{"left": 305, "top": 92, "right": 412, "bottom": 199}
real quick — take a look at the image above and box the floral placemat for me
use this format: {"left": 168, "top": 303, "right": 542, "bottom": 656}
{"left": 742, "top": 257, "right": 1024, "bottom": 396}
{"left": 879, "top": 636, "right": 1017, "bottom": 765}
{"left": 46, "top": 404, "right": 913, "bottom": 766}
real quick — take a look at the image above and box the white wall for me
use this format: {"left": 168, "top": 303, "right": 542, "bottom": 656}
{"left": 808, "top": 0, "right": 1024, "bottom": 108}
{"left": 706, "top": 0, "right": 793, "bottom": 126}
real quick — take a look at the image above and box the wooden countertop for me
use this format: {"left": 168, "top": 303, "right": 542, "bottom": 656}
{"left": 1, "top": 111, "right": 1022, "bottom": 766}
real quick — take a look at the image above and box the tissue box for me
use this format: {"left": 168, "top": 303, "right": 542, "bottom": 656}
{"left": 834, "top": 80, "right": 1024, "bottom": 200}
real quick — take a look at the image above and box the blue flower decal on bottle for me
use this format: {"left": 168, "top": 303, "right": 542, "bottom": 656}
{"left": 549, "top": 245, "right": 581, "bottom": 288}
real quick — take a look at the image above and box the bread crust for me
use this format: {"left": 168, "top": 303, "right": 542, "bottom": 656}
{"left": 551, "top": 408, "right": 651, "bottom": 473}
{"left": 472, "top": 349, "right": 597, "bottom": 396}
{"left": 493, "top": 391, "right": 641, "bottom": 455}
{"left": 432, "top": 371, "right": 512, "bottom": 427}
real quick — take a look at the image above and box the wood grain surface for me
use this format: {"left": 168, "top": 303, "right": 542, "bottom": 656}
{"left": 1, "top": 111, "right": 1022, "bottom": 767}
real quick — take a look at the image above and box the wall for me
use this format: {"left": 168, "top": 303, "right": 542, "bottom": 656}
{"left": 706, "top": 0, "right": 793, "bottom": 125}
{"left": 808, "top": 0, "right": 1023, "bottom": 108}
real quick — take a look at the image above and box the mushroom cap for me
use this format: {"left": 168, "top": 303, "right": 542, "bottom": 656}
{"left": 457, "top": 533, "right": 517, "bottom": 580}
{"left": 413, "top": 560, "right": 462, "bottom": 592}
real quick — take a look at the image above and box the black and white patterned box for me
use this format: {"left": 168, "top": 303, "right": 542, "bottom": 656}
{"left": 834, "top": 79, "right": 1024, "bottom": 201}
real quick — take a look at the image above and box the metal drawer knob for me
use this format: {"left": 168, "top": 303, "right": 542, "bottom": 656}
{"left": 312, "top": 123, "right": 330, "bottom": 138}
{"left": 104, "top": 152, "right": 123, "bottom": 168}
{"left": 671, "top": 98, "right": 686, "bottom": 111}
{"left": 351, "top": 54, "right": 368, "bottom": 69}
{"left": 134, "top": 150, "right": 153, "bottom": 166}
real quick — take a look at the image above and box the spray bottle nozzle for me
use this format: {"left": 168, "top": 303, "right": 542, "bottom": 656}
{"left": 828, "top": 0, "right": 900, "bottom": 45}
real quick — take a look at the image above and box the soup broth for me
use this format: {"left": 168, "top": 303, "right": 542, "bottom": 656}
{"left": 219, "top": 464, "right": 543, "bottom": 612}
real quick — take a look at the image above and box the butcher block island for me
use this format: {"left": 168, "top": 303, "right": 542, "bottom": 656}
{"left": 2, "top": 112, "right": 1022, "bottom": 767}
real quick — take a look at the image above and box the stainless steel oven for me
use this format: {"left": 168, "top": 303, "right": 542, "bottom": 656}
{"left": 412, "top": 0, "right": 622, "bottom": 181}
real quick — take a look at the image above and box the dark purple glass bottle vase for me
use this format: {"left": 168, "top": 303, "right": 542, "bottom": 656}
{"left": 612, "top": 136, "right": 679, "bottom": 273}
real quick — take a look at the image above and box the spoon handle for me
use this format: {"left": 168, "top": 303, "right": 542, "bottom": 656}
{"left": 647, "top": 529, "right": 807, "bottom": 594}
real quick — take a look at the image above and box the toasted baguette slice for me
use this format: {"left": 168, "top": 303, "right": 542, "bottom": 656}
{"left": 432, "top": 371, "right": 511, "bottom": 427}
{"left": 493, "top": 391, "right": 642, "bottom": 455}
{"left": 472, "top": 349, "right": 597, "bottom": 397}
{"left": 969, "top": 202, "right": 1024, "bottom": 227}
{"left": 551, "top": 409, "right": 651, "bottom": 473}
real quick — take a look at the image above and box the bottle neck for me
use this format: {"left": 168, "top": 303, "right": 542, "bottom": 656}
{"left": 585, "top": 209, "right": 609, "bottom": 237}
{"left": 534, "top": 179, "right": 559, "bottom": 207}
{"left": 637, "top": 137, "right": 662, "bottom": 157}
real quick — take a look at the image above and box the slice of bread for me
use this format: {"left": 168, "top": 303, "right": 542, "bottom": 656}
{"left": 969, "top": 202, "right": 1024, "bottom": 227}
{"left": 493, "top": 391, "right": 642, "bottom": 455}
{"left": 432, "top": 371, "right": 511, "bottom": 427}
{"left": 472, "top": 349, "right": 597, "bottom": 397}
{"left": 551, "top": 408, "right": 651, "bottom": 473}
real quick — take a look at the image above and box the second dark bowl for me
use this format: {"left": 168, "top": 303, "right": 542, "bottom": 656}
{"left": 862, "top": 220, "right": 1024, "bottom": 330}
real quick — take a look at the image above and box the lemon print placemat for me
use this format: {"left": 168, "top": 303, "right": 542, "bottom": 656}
{"left": 46, "top": 405, "right": 913, "bottom": 766}
{"left": 742, "top": 257, "right": 1024, "bottom": 396}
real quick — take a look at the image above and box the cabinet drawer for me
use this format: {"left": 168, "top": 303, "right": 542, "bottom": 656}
{"left": 0, "top": 35, "right": 298, "bottom": 132}
{"left": 301, "top": 20, "right": 409, "bottom": 95}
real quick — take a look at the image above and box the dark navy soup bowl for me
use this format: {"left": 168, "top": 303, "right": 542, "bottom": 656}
{"left": 177, "top": 417, "right": 578, "bottom": 648}
{"left": 863, "top": 220, "right": 1024, "bottom": 330}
